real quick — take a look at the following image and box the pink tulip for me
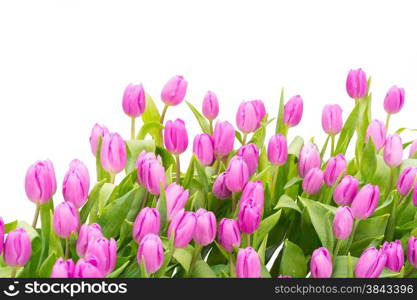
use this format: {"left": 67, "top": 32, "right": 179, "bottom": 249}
{"left": 62, "top": 159, "right": 90, "bottom": 208}
{"left": 202, "top": 91, "right": 219, "bottom": 120}
{"left": 53, "top": 201, "right": 80, "bottom": 239}
{"left": 100, "top": 132, "right": 127, "bottom": 174}
{"left": 161, "top": 75, "right": 187, "bottom": 106}
{"left": 122, "top": 83, "right": 146, "bottom": 118}
{"left": 25, "top": 160, "right": 57, "bottom": 204}
{"left": 346, "top": 68, "right": 367, "bottom": 99}
{"left": 164, "top": 119, "right": 188, "bottom": 155}
{"left": 4, "top": 228, "right": 32, "bottom": 267}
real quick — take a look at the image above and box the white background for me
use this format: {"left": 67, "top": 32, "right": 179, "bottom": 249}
{"left": 1, "top": 0, "right": 416, "bottom": 223}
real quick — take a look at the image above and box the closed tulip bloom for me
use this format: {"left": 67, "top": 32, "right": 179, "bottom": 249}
{"left": 213, "top": 121, "right": 235, "bottom": 158}
{"left": 163, "top": 183, "right": 189, "bottom": 221}
{"left": 333, "top": 175, "right": 359, "bottom": 205}
{"left": 397, "top": 167, "right": 417, "bottom": 196}
{"left": 89, "top": 123, "right": 109, "bottom": 156}
{"left": 240, "top": 180, "right": 264, "bottom": 212}
{"left": 194, "top": 209, "right": 217, "bottom": 246}
{"left": 0, "top": 217, "right": 3, "bottom": 255}
{"left": 51, "top": 258, "right": 75, "bottom": 278}
{"left": 161, "top": 75, "right": 187, "bottom": 106}
{"left": 355, "top": 247, "right": 387, "bottom": 278}
{"left": 298, "top": 143, "right": 321, "bottom": 178}
{"left": 409, "top": 140, "right": 417, "bottom": 158}
{"left": 73, "top": 258, "right": 103, "bottom": 278}
{"left": 25, "top": 160, "right": 57, "bottom": 204}
{"left": 236, "top": 101, "right": 260, "bottom": 133}
{"left": 168, "top": 209, "right": 196, "bottom": 248}
{"left": 267, "top": 134, "right": 288, "bottom": 166}
{"left": 62, "top": 159, "right": 90, "bottom": 208}
{"left": 237, "top": 143, "right": 259, "bottom": 176}
{"left": 322, "top": 104, "right": 343, "bottom": 135}
{"left": 252, "top": 100, "right": 266, "bottom": 124}
{"left": 137, "top": 158, "right": 166, "bottom": 195}
{"left": 236, "top": 247, "right": 261, "bottom": 278}
{"left": 76, "top": 223, "right": 103, "bottom": 258}
{"left": 310, "top": 247, "right": 332, "bottom": 278}
{"left": 302, "top": 168, "right": 324, "bottom": 195}
{"left": 384, "top": 134, "right": 403, "bottom": 168}
{"left": 164, "top": 119, "right": 188, "bottom": 155}
{"left": 85, "top": 237, "right": 117, "bottom": 276}
{"left": 384, "top": 85, "right": 405, "bottom": 114}
{"left": 135, "top": 151, "right": 159, "bottom": 186}
{"left": 202, "top": 91, "right": 219, "bottom": 120}
{"left": 366, "top": 120, "right": 386, "bottom": 150}
{"left": 413, "top": 183, "right": 417, "bottom": 206}
{"left": 100, "top": 132, "right": 127, "bottom": 174}
{"left": 225, "top": 156, "right": 249, "bottom": 193}
{"left": 238, "top": 198, "right": 261, "bottom": 234}
{"left": 324, "top": 154, "right": 347, "bottom": 186}
{"left": 332, "top": 206, "right": 354, "bottom": 240}
{"left": 218, "top": 218, "right": 241, "bottom": 252}
{"left": 53, "top": 202, "right": 80, "bottom": 239}
{"left": 351, "top": 184, "right": 379, "bottom": 219}
{"left": 193, "top": 133, "right": 214, "bottom": 166}
{"left": 346, "top": 68, "right": 367, "bottom": 99}
{"left": 4, "top": 228, "right": 32, "bottom": 267}
{"left": 137, "top": 233, "right": 164, "bottom": 274}
{"left": 382, "top": 240, "right": 404, "bottom": 272}
{"left": 407, "top": 236, "right": 417, "bottom": 268}
{"left": 122, "top": 83, "right": 146, "bottom": 118}
{"left": 212, "top": 172, "right": 232, "bottom": 199}
{"left": 284, "top": 95, "right": 303, "bottom": 127}
{"left": 133, "top": 208, "right": 161, "bottom": 243}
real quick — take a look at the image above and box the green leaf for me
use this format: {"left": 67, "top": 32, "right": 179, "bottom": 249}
{"left": 38, "top": 253, "right": 57, "bottom": 278}
{"left": 283, "top": 177, "right": 303, "bottom": 190}
{"left": 359, "top": 139, "right": 377, "bottom": 181}
{"left": 332, "top": 255, "right": 358, "bottom": 278}
{"left": 288, "top": 136, "right": 304, "bottom": 157}
{"left": 274, "top": 195, "right": 301, "bottom": 213}
{"left": 257, "top": 234, "right": 269, "bottom": 264}
{"left": 334, "top": 102, "right": 360, "bottom": 155}
{"left": 253, "top": 209, "right": 282, "bottom": 249}
{"left": 107, "top": 260, "right": 131, "bottom": 278}
{"left": 275, "top": 88, "right": 286, "bottom": 134}
{"left": 125, "top": 139, "right": 156, "bottom": 173}
{"left": 155, "top": 145, "right": 175, "bottom": 170}
{"left": 353, "top": 214, "right": 390, "bottom": 244}
{"left": 235, "top": 131, "right": 244, "bottom": 145}
{"left": 38, "top": 201, "right": 53, "bottom": 270}
{"left": 141, "top": 93, "right": 162, "bottom": 145}
{"left": 249, "top": 125, "right": 266, "bottom": 149}
{"left": 369, "top": 155, "right": 391, "bottom": 194}
{"left": 186, "top": 101, "right": 211, "bottom": 133}
{"left": 157, "top": 182, "right": 167, "bottom": 231}
{"left": 95, "top": 136, "right": 111, "bottom": 182}
{"left": 190, "top": 260, "right": 216, "bottom": 278}
{"left": 195, "top": 159, "right": 209, "bottom": 194}
{"left": 173, "top": 245, "right": 194, "bottom": 272}
{"left": 80, "top": 179, "right": 106, "bottom": 224}
{"left": 279, "top": 239, "right": 307, "bottom": 278}
{"left": 4, "top": 220, "right": 18, "bottom": 233}
{"left": 183, "top": 155, "right": 195, "bottom": 189}
{"left": 137, "top": 121, "right": 164, "bottom": 140}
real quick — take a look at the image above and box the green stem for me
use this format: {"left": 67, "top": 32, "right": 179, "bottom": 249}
{"left": 141, "top": 191, "right": 149, "bottom": 210}
{"left": 228, "top": 252, "right": 236, "bottom": 278}
{"left": 404, "top": 268, "right": 417, "bottom": 278}
{"left": 175, "top": 154, "right": 181, "bottom": 184}
{"left": 188, "top": 244, "right": 202, "bottom": 277}
{"left": 333, "top": 239, "right": 342, "bottom": 263}
{"left": 242, "top": 133, "right": 248, "bottom": 145}
{"left": 386, "top": 195, "right": 400, "bottom": 241}
{"left": 385, "top": 113, "right": 391, "bottom": 133}
{"left": 330, "top": 134, "right": 335, "bottom": 156}
{"left": 130, "top": 117, "right": 136, "bottom": 140}
{"left": 232, "top": 192, "right": 238, "bottom": 216}
{"left": 209, "top": 119, "right": 213, "bottom": 135}
{"left": 65, "top": 238, "right": 70, "bottom": 259}
{"left": 272, "top": 165, "right": 279, "bottom": 201}
{"left": 160, "top": 104, "right": 169, "bottom": 124}
{"left": 10, "top": 267, "right": 18, "bottom": 278}
{"left": 110, "top": 173, "right": 116, "bottom": 184}
{"left": 32, "top": 204, "right": 40, "bottom": 228}
{"left": 343, "top": 219, "right": 360, "bottom": 255}
{"left": 246, "top": 234, "right": 251, "bottom": 247}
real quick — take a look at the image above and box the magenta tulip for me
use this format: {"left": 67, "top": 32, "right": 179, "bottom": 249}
{"left": 225, "top": 156, "right": 249, "bottom": 193}
{"left": 73, "top": 258, "right": 103, "bottom": 278}
{"left": 332, "top": 206, "right": 354, "bottom": 240}
{"left": 164, "top": 119, "right": 188, "bottom": 155}
{"left": 122, "top": 83, "right": 146, "bottom": 118}
{"left": 212, "top": 172, "right": 232, "bottom": 199}
{"left": 267, "top": 134, "right": 288, "bottom": 166}
{"left": 163, "top": 183, "right": 189, "bottom": 222}
{"left": 240, "top": 180, "right": 264, "bottom": 212}
{"left": 384, "top": 85, "right": 405, "bottom": 114}
{"left": 193, "top": 133, "right": 214, "bottom": 166}
{"left": 236, "top": 101, "right": 261, "bottom": 133}
{"left": 384, "top": 134, "right": 403, "bottom": 167}
{"left": 168, "top": 210, "right": 196, "bottom": 248}
{"left": 346, "top": 68, "right": 367, "bottom": 99}
{"left": 382, "top": 240, "right": 404, "bottom": 272}
{"left": 4, "top": 228, "right": 32, "bottom": 267}
{"left": 366, "top": 120, "right": 386, "bottom": 150}
{"left": 310, "top": 247, "right": 332, "bottom": 278}
{"left": 397, "top": 167, "right": 417, "bottom": 196}
{"left": 0, "top": 217, "right": 3, "bottom": 255}
{"left": 298, "top": 142, "right": 321, "bottom": 178}
{"left": 333, "top": 175, "right": 359, "bottom": 205}
{"left": 100, "top": 132, "right": 127, "bottom": 174}
{"left": 302, "top": 168, "right": 324, "bottom": 195}
{"left": 322, "top": 104, "right": 343, "bottom": 135}
{"left": 25, "top": 160, "right": 57, "bottom": 204}
{"left": 161, "top": 75, "right": 187, "bottom": 106}
{"left": 355, "top": 247, "right": 387, "bottom": 278}
{"left": 407, "top": 236, "right": 417, "bottom": 268}
{"left": 218, "top": 218, "right": 241, "bottom": 251}
{"left": 236, "top": 247, "right": 261, "bottom": 278}
{"left": 323, "top": 154, "right": 347, "bottom": 186}
{"left": 76, "top": 223, "right": 103, "bottom": 258}
{"left": 53, "top": 201, "right": 80, "bottom": 239}
{"left": 283, "top": 95, "right": 303, "bottom": 127}
{"left": 238, "top": 198, "right": 261, "bottom": 234}
{"left": 213, "top": 120, "right": 235, "bottom": 158}
{"left": 62, "top": 159, "right": 90, "bottom": 208}
{"left": 137, "top": 233, "right": 164, "bottom": 274}
{"left": 85, "top": 237, "right": 117, "bottom": 276}
{"left": 51, "top": 258, "right": 75, "bottom": 278}
{"left": 133, "top": 208, "right": 161, "bottom": 243}
{"left": 194, "top": 209, "right": 217, "bottom": 246}
{"left": 237, "top": 143, "right": 259, "bottom": 176}
{"left": 137, "top": 157, "right": 166, "bottom": 195}
{"left": 202, "top": 91, "right": 219, "bottom": 120}
{"left": 89, "top": 123, "right": 109, "bottom": 156}
{"left": 409, "top": 140, "right": 417, "bottom": 158}
{"left": 351, "top": 184, "right": 379, "bottom": 219}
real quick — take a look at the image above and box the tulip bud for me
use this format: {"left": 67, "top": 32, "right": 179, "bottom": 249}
{"left": 240, "top": 180, "right": 264, "bottom": 212}
{"left": 122, "top": 83, "right": 146, "bottom": 118}
{"left": 225, "top": 156, "right": 249, "bottom": 193}
{"left": 135, "top": 151, "right": 159, "bottom": 183}
{"left": 409, "top": 140, "right": 417, "bottom": 158}
{"left": 218, "top": 218, "right": 241, "bottom": 251}
{"left": 133, "top": 208, "right": 161, "bottom": 243}
{"left": 73, "top": 258, "right": 103, "bottom": 278}
{"left": 161, "top": 75, "right": 187, "bottom": 106}
{"left": 333, "top": 175, "right": 359, "bottom": 205}
{"left": 76, "top": 223, "right": 103, "bottom": 258}
{"left": 310, "top": 247, "right": 332, "bottom": 278}
{"left": 413, "top": 183, "right": 417, "bottom": 207}
{"left": 62, "top": 159, "right": 90, "bottom": 208}
{"left": 298, "top": 142, "right": 321, "bottom": 178}
{"left": 384, "top": 85, "right": 405, "bottom": 114}
{"left": 202, "top": 91, "right": 219, "bottom": 120}
{"left": 252, "top": 100, "right": 266, "bottom": 124}
{"left": 100, "top": 132, "right": 127, "bottom": 174}
{"left": 236, "top": 247, "right": 261, "bottom": 278}
{"left": 85, "top": 237, "right": 117, "bottom": 276}
{"left": 163, "top": 183, "right": 189, "bottom": 222}
{"left": 168, "top": 210, "right": 196, "bottom": 248}
{"left": 0, "top": 217, "right": 4, "bottom": 255}
{"left": 25, "top": 160, "right": 57, "bottom": 205}
{"left": 137, "top": 158, "right": 166, "bottom": 195}
{"left": 284, "top": 95, "right": 303, "bottom": 128}
{"left": 382, "top": 240, "right": 404, "bottom": 272}
{"left": 212, "top": 172, "right": 232, "bottom": 199}
{"left": 236, "top": 101, "right": 261, "bottom": 133}
{"left": 237, "top": 143, "right": 259, "bottom": 176}
{"left": 384, "top": 134, "right": 403, "bottom": 168}
{"left": 51, "top": 258, "right": 75, "bottom": 278}
{"left": 213, "top": 121, "right": 235, "bottom": 158}
{"left": 397, "top": 167, "right": 417, "bottom": 196}
{"left": 351, "top": 184, "right": 379, "bottom": 219}
{"left": 4, "top": 228, "right": 32, "bottom": 267}
{"left": 366, "top": 120, "right": 386, "bottom": 150}
{"left": 267, "top": 134, "right": 288, "bottom": 166}
{"left": 321, "top": 104, "right": 343, "bottom": 135}
{"left": 324, "top": 154, "right": 347, "bottom": 186}
{"left": 302, "top": 168, "right": 324, "bottom": 195}
{"left": 407, "top": 236, "right": 417, "bottom": 268}
{"left": 194, "top": 209, "right": 217, "bottom": 246}
{"left": 332, "top": 206, "right": 354, "bottom": 240}
{"left": 355, "top": 247, "right": 387, "bottom": 278}
{"left": 53, "top": 202, "right": 80, "bottom": 239}
{"left": 193, "top": 133, "right": 214, "bottom": 166}
{"left": 137, "top": 233, "right": 164, "bottom": 274}
{"left": 164, "top": 119, "right": 188, "bottom": 155}
{"left": 89, "top": 123, "right": 109, "bottom": 156}
{"left": 346, "top": 68, "right": 367, "bottom": 99}
{"left": 238, "top": 198, "right": 261, "bottom": 234}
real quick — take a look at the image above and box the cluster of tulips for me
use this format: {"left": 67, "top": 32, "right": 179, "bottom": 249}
{"left": 2, "top": 69, "right": 417, "bottom": 278}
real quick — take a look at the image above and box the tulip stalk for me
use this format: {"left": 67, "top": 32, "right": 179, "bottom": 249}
{"left": 65, "top": 238, "right": 70, "bottom": 259}
{"left": 342, "top": 219, "right": 360, "bottom": 255}
{"left": 10, "top": 267, "right": 18, "bottom": 279}
{"left": 175, "top": 154, "right": 181, "bottom": 184}
{"left": 32, "top": 204, "right": 40, "bottom": 228}
{"left": 330, "top": 135, "right": 335, "bottom": 156}
{"left": 188, "top": 244, "right": 203, "bottom": 277}
{"left": 385, "top": 113, "right": 391, "bottom": 133}
{"left": 160, "top": 104, "right": 169, "bottom": 125}
{"left": 228, "top": 252, "right": 236, "bottom": 278}
{"left": 130, "top": 117, "right": 136, "bottom": 140}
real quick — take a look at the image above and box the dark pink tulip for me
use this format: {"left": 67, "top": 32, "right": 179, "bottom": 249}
{"left": 236, "top": 101, "right": 261, "bottom": 133}
{"left": 346, "top": 68, "right": 367, "bottom": 99}
{"left": 213, "top": 120, "right": 235, "bottom": 158}
{"left": 163, "top": 183, "right": 189, "bottom": 222}
{"left": 384, "top": 85, "right": 405, "bottom": 114}
{"left": 4, "top": 228, "right": 32, "bottom": 267}
{"left": 137, "top": 157, "right": 166, "bottom": 195}
{"left": 51, "top": 258, "right": 75, "bottom": 278}
{"left": 76, "top": 223, "right": 103, "bottom": 258}
{"left": 168, "top": 209, "right": 196, "bottom": 248}
{"left": 161, "top": 75, "right": 187, "bottom": 106}
{"left": 237, "top": 143, "right": 259, "bottom": 176}
{"left": 413, "top": 183, "right": 417, "bottom": 206}
{"left": 137, "top": 233, "right": 164, "bottom": 274}
{"left": 407, "top": 236, "right": 417, "bottom": 268}
{"left": 202, "top": 91, "right": 219, "bottom": 120}
{"left": 133, "top": 208, "right": 161, "bottom": 243}
{"left": 218, "top": 218, "right": 241, "bottom": 252}
{"left": 236, "top": 247, "right": 261, "bottom": 278}
{"left": 383, "top": 134, "right": 403, "bottom": 168}
{"left": 409, "top": 140, "right": 417, "bottom": 158}
{"left": 85, "top": 237, "right": 117, "bottom": 276}
{"left": 238, "top": 198, "right": 261, "bottom": 234}
{"left": 366, "top": 120, "right": 386, "bottom": 150}
{"left": 310, "top": 247, "right": 332, "bottom": 278}
{"left": 212, "top": 172, "right": 232, "bottom": 199}
{"left": 333, "top": 175, "right": 359, "bottom": 205}
{"left": 53, "top": 201, "right": 80, "bottom": 239}
{"left": 397, "top": 167, "right": 417, "bottom": 196}
{"left": 240, "top": 180, "right": 264, "bottom": 212}
{"left": 283, "top": 95, "right": 303, "bottom": 128}
{"left": 193, "top": 133, "right": 214, "bottom": 166}
{"left": 355, "top": 247, "right": 387, "bottom": 278}
{"left": 382, "top": 240, "right": 404, "bottom": 272}
{"left": 194, "top": 208, "right": 217, "bottom": 246}
{"left": 321, "top": 104, "right": 343, "bottom": 135}
{"left": 332, "top": 206, "right": 354, "bottom": 240}
{"left": 0, "top": 217, "right": 3, "bottom": 255}
{"left": 25, "top": 160, "right": 57, "bottom": 205}
{"left": 73, "top": 258, "right": 103, "bottom": 278}
{"left": 62, "top": 159, "right": 90, "bottom": 208}
{"left": 267, "top": 134, "right": 288, "bottom": 166}
{"left": 323, "top": 154, "right": 347, "bottom": 186}
{"left": 351, "top": 184, "right": 379, "bottom": 219}
{"left": 136, "top": 151, "right": 160, "bottom": 185}
{"left": 225, "top": 156, "right": 249, "bottom": 193}
{"left": 100, "top": 132, "right": 127, "bottom": 174}
{"left": 252, "top": 100, "right": 266, "bottom": 124}
{"left": 122, "top": 83, "right": 146, "bottom": 118}
{"left": 89, "top": 123, "right": 109, "bottom": 156}
{"left": 298, "top": 142, "right": 321, "bottom": 178}
{"left": 302, "top": 168, "right": 324, "bottom": 195}
{"left": 164, "top": 119, "right": 188, "bottom": 155}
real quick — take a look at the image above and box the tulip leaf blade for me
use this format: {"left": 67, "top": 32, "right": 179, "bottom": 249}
{"left": 4, "top": 220, "right": 18, "bottom": 233}
{"left": 274, "top": 195, "right": 301, "bottom": 213}
{"left": 190, "top": 260, "right": 216, "bottom": 278}
{"left": 80, "top": 179, "right": 106, "bottom": 224}
{"left": 279, "top": 239, "right": 307, "bottom": 278}
{"left": 253, "top": 209, "right": 282, "bottom": 249}
{"left": 334, "top": 101, "right": 360, "bottom": 155}
{"left": 186, "top": 101, "right": 211, "bottom": 134}
{"left": 38, "top": 253, "right": 57, "bottom": 278}
{"left": 125, "top": 139, "right": 156, "bottom": 174}
{"left": 137, "top": 121, "right": 164, "bottom": 140}
{"left": 275, "top": 87, "right": 286, "bottom": 134}
{"left": 141, "top": 93, "right": 162, "bottom": 146}
{"left": 332, "top": 255, "right": 359, "bottom": 278}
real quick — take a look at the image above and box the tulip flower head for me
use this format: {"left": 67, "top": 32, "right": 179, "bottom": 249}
{"left": 51, "top": 258, "right": 75, "bottom": 278}
{"left": 164, "top": 119, "right": 188, "bottom": 155}
{"left": 321, "top": 104, "right": 343, "bottom": 135}
{"left": 310, "top": 247, "right": 332, "bottom": 278}
{"left": 194, "top": 209, "right": 217, "bottom": 246}
{"left": 332, "top": 206, "right": 354, "bottom": 240}
{"left": 267, "top": 134, "right": 288, "bottom": 166}
{"left": 236, "top": 247, "right": 261, "bottom": 278}
{"left": 168, "top": 210, "right": 196, "bottom": 248}
{"left": 333, "top": 175, "right": 359, "bottom": 205}
{"left": 384, "top": 85, "right": 405, "bottom": 114}
{"left": 218, "top": 218, "right": 241, "bottom": 252}
{"left": 161, "top": 75, "right": 187, "bottom": 106}
{"left": 53, "top": 201, "right": 80, "bottom": 239}
{"left": 382, "top": 240, "right": 404, "bottom": 272}
{"left": 346, "top": 68, "right": 367, "bottom": 99}
{"left": 193, "top": 133, "right": 214, "bottom": 166}
{"left": 351, "top": 184, "right": 379, "bottom": 219}
{"left": 137, "top": 233, "right": 164, "bottom": 274}
{"left": 132, "top": 208, "right": 161, "bottom": 243}
{"left": 355, "top": 247, "right": 387, "bottom": 278}
{"left": 62, "top": 159, "right": 90, "bottom": 208}
{"left": 4, "top": 228, "right": 32, "bottom": 267}
{"left": 283, "top": 95, "right": 303, "bottom": 128}
{"left": 122, "top": 83, "right": 146, "bottom": 118}
{"left": 237, "top": 143, "right": 259, "bottom": 176}
{"left": 25, "top": 160, "right": 57, "bottom": 205}
{"left": 202, "top": 91, "right": 219, "bottom": 120}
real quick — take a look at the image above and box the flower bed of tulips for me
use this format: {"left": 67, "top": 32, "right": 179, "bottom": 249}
{"left": 1, "top": 69, "right": 417, "bottom": 278}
